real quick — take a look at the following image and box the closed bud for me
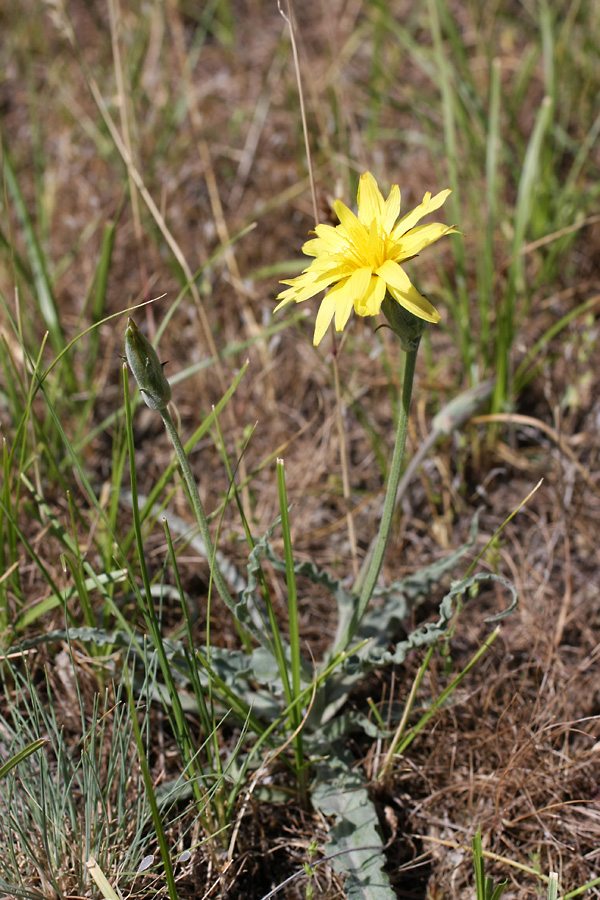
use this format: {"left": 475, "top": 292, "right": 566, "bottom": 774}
{"left": 125, "top": 317, "right": 172, "bottom": 410}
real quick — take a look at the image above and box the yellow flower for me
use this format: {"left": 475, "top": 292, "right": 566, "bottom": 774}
{"left": 275, "top": 172, "right": 458, "bottom": 346}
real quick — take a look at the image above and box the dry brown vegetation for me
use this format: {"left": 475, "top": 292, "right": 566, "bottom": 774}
{"left": 1, "top": 0, "right": 600, "bottom": 898}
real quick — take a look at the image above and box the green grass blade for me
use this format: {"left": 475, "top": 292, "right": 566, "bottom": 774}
{"left": 547, "top": 873, "right": 558, "bottom": 900}
{"left": 493, "top": 94, "right": 553, "bottom": 411}
{"left": 480, "top": 57, "right": 502, "bottom": 360}
{"left": 86, "top": 220, "right": 116, "bottom": 380}
{"left": 162, "top": 519, "right": 219, "bottom": 749}
{"left": 86, "top": 858, "right": 121, "bottom": 900}
{"left": 124, "top": 671, "right": 179, "bottom": 900}
{"left": 1, "top": 144, "right": 75, "bottom": 389}
{"left": 512, "top": 96, "right": 554, "bottom": 267}
{"left": 0, "top": 497, "right": 75, "bottom": 630}
{"left": 395, "top": 627, "right": 501, "bottom": 756}
{"left": 514, "top": 294, "right": 600, "bottom": 391}
{"left": 14, "top": 568, "right": 127, "bottom": 631}
{"left": 123, "top": 364, "right": 224, "bottom": 828}
{"left": 538, "top": 0, "right": 556, "bottom": 105}
{"left": 276, "top": 458, "right": 306, "bottom": 798}
{"left": 472, "top": 828, "right": 485, "bottom": 898}
{"left": 0, "top": 739, "right": 49, "bottom": 781}
{"left": 427, "top": 0, "right": 471, "bottom": 370}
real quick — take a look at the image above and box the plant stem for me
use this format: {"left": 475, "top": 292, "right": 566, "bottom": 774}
{"left": 331, "top": 344, "right": 359, "bottom": 578}
{"left": 159, "top": 406, "right": 268, "bottom": 649}
{"left": 336, "top": 344, "right": 419, "bottom": 654}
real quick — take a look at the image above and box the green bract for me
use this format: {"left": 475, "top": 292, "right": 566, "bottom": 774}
{"left": 381, "top": 291, "right": 430, "bottom": 352}
{"left": 125, "top": 317, "right": 172, "bottom": 411}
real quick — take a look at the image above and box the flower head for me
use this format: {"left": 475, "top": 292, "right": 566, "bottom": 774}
{"left": 275, "top": 172, "right": 458, "bottom": 346}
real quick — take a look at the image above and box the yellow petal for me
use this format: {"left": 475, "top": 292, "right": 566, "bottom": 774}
{"left": 334, "top": 290, "right": 355, "bottom": 333}
{"left": 391, "top": 189, "right": 452, "bottom": 240}
{"left": 273, "top": 294, "right": 294, "bottom": 312}
{"left": 333, "top": 199, "right": 368, "bottom": 245}
{"left": 306, "top": 223, "right": 348, "bottom": 254}
{"left": 313, "top": 287, "right": 342, "bottom": 346}
{"left": 381, "top": 183, "right": 401, "bottom": 233}
{"left": 377, "top": 259, "right": 440, "bottom": 321}
{"left": 357, "top": 172, "right": 385, "bottom": 226}
{"left": 376, "top": 259, "right": 413, "bottom": 292}
{"left": 301, "top": 238, "right": 326, "bottom": 257}
{"left": 355, "top": 275, "right": 386, "bottom": 317}
{"left": 275, "top": 269, "right": 342, "bottom": 308}
{"left": 365, "top": 218, "right": 381, "bottom": 262}
{"left": 308, "top": 258, "right": 353, "bottom": 276}
{"left": 302, "top": 237, "right": 348, "bottom": 260}
{"left": 323, "top": 266, "right": 372, "bottom": 332}
{"left": 313, "top": 222, "right": 340, "bottom": 240}
{"left": 393, "top": 223, "right": 458, "bottom": 259}
{"left": 387, "top": 284, "right": 441, "bottom": 323}
{"left": 346, "top": 265, "right": 373, "bottom": 303}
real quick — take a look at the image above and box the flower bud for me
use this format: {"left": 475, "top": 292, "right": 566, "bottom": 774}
{"left": 125, "top": 317, "right": 172, "bottom": 410}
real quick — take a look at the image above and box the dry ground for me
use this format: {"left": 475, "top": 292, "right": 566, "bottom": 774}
{"left": 2, "top": 0, "right": 600, "bottom": 897}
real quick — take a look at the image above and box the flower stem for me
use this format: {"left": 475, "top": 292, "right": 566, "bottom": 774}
{"left": 331, "top": 339, "right": 359, "bottom": 578}
{"left": 337, "top": 344, "right": 419, "bottom": 654}
{"left": 159, "top": 406, "right": 268, "bottom": 649}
